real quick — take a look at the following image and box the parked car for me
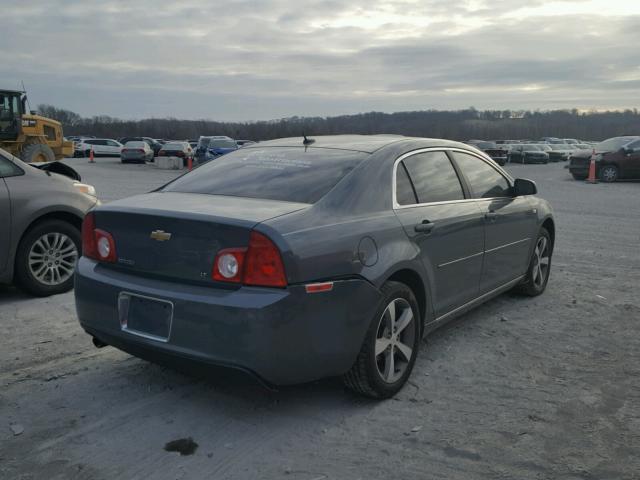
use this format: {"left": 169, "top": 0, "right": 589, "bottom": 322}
{"left": 74, "top": 138, "right": 123, "bottom": 158}
{"left": 466, "top": 140, "right": 508, "bottom": 166}
{"left": 121, "top": 141, "right": 154, "bottom": 164}
{"left": 205, "top": 137, "right": 238, "bottom": 161}
{"left": 118, "top": 137, "right": 163, "bottom": 157}
{"left": 194, "top": 136, "right": 235, "bottom": 163}
{"left": 74, "top": 135, "right": 554, "bottom": 398}
{"left": 0, "top": 148, "right": 97, "bottom": 295}
{"left": 158, "top": 141, "right": 194, "bottom": 166}
{"left": 547, "top": 144, "right": 575, "bottom": 162}
{"left": 568, "top": 136, "right": 640, "bottom": 181}
{"left": 508, "top": 144, "right": 549, "bottom": 164}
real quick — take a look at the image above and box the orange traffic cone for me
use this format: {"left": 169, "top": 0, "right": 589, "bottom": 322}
{"left": 586, "top": 149, "right": 598, "bottom": 184}
{"left": 89, "top": 148, "right": 95, "bottom": 164}
{"left": 187, "top": 157, "right": 193, "bottom": 171}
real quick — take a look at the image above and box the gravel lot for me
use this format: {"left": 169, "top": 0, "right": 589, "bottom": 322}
{"left": 1, "top": 158, "right": 639, "bottom": 480}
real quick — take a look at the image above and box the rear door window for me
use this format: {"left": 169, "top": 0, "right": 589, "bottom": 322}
{"left": 163, "top": 148, "right": 367, "bottom": 204}
{"left": 400, "top": 151, "right": 465, "bottom": 204}
{"left": 451, "top": 152, "right": 511, "bottom": 198}
{"left": 395, "top": 162, "right": 418, "bottom": 205}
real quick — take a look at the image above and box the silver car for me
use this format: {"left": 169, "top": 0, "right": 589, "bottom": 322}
{"left": 0, "top": 149, "right": 98, "bottom": 296}
{"left": 121, "top": 141, "right": 154, "bottom": 163}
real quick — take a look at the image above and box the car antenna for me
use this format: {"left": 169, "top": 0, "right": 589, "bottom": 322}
{"left": 303, "top": 134, "right": 315, "bottom": 146}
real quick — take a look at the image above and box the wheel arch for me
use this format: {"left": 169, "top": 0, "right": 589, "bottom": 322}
{"left": 385, "top": 268, "right": 429, "bottom": 328}
{"left": 541, "top": 216, "right": 555, "bottom": 249}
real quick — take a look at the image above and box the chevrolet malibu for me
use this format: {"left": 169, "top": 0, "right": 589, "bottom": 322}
{"left": 75, "top": 135, "right": 554, "bottom": 398}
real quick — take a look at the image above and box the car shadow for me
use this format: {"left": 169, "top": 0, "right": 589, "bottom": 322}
{"left": 0, "top": 284, "right": 32, "bottom": 305}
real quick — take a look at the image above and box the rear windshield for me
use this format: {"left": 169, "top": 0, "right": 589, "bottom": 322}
{"left": 164, "top": 142, "right": 185, "bottom": 149}
{"left": 163, "top": 147, "right": 367, "bottom": 204}
{"left": 125, "top": 141, "right": 146, "bottom": 148}
{"left": 209, "top": 139, "right": 237, "bottom": 149}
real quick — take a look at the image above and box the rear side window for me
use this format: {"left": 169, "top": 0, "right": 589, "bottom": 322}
{"left": 452, "top": 152, "right": 511, "bottom": 198}
{"left": 163, "top": 148, "right": 367, "bottom": 204}
{"left": 395, "top": 162, "right": 418, "bottom": 205}
{"left": 400, "top": 151, "right": 464, "bottom": 204}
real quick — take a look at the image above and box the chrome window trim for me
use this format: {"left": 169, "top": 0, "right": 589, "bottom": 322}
{"left": 392, "top": 147, "right": 515, "bottom": 210}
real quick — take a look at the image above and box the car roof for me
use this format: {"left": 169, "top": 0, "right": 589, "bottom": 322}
{"left": 243, "top": 135, "right": 464, "bottom": 154}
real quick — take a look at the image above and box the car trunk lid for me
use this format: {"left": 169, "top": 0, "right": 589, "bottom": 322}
{"left": 94, "top": 192, "right": 308, "bottom": 285}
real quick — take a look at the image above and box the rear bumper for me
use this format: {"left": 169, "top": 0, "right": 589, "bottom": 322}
{"left": 121, "top": 154, "right": 146, "bottom": 161}
{"left": 74, "top": 258, "right": 382, "bottom": 385}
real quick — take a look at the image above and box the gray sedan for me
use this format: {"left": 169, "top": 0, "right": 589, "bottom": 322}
{"left": 0, "top": 149, "right": 98, "bottom": 295}
{"left": 75, "top": 136, "right": 554, "bottom": 398}
{"left": 121, "top": 141, "right": 154, "bottom": 163}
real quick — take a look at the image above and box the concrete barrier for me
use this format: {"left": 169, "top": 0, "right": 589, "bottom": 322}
{"left": 156, "top": 156, "right": 184, "bottom": 170}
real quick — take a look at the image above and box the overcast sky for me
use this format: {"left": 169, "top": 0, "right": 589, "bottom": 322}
{"left": 2, "top": 0, "right": 639, "bottom": 121}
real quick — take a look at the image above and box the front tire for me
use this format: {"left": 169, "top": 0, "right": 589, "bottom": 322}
{"left": 343, "top": 281, "right": 421, "bottom": 398}
{"left": 14, "top": 220, "right": 81, "bottom": 296}
{"left": 514, "top": 227, "right": 552, "bottom": 296}
{"left": 600, "top": 165, "right": 618, "bottom": 183}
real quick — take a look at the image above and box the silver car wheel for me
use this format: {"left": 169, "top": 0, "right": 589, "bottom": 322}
{"left": 375, "top": 298, "right": 416, "bottom": 384}
{"left": 601, "top": 166, "right": 617, "bottom": 182}
{"left": 532, "top": 236, "right": 550, "bottom": 289}
{"left": 28, "top": 232, "right": 78, "bottom": 286}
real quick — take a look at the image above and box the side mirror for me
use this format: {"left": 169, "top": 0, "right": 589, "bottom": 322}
{"left": 513, "top": 178, "right": 537, "bottom": 196}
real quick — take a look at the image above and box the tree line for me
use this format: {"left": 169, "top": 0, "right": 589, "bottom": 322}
{"left": 37, "top": 104, "right": 640, "bottom": 142}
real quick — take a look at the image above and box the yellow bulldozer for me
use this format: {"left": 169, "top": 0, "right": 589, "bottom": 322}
{"left": 0, "top": 89, "right": 73, "bottom": 162}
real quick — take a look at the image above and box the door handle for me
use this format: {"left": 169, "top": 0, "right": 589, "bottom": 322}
{"left": 485, "top": 211, "right": 498, "bottom": 221}
{"left": 414, "top": 221, "right": 435, "bottom": 233}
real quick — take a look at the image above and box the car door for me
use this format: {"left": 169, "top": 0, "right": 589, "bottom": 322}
{"left": 92, "top": 140, "right": 107, "bottom": 155}
{"left": 393, "top": 150, "right": 485, "bottom": 317}
{"left": 450, "top": 151, "right": 538, "bottom": 293}
{"left": 0, "top": 154, "right": 22, "bottom": 272}
{"left": 106, "top": 140, "right": 121, "bottom": 156}
{"left": 622, "top": 139, "right": 640, "bottom": 178}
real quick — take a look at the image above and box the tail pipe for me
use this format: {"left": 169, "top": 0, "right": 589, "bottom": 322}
{"left": 92, "top": 337, "right": 108, "bottom": 348}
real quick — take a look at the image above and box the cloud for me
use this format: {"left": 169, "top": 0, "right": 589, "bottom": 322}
{"left": 1, "top": 0, "right": 638, "bottom": 120}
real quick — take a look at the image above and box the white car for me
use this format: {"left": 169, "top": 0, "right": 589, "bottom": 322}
{"left": 74, "top": 138, "right": 123, "bottom": 158}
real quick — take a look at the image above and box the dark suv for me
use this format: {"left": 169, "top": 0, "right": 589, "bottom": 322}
{"left": 568, "top": 136, "right": 640, "bottom": 182}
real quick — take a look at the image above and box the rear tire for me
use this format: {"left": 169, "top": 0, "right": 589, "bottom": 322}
{"left": 21, "top": 143, "right": 55, "bottom": 163}
{"left": 514, "top": 227, "right": 552, "bottom": 297}
{"left": 14, "top": 220, "right": 81, "bottom": 296}
{"left": 343, "top": 281, "right": 421, "bottom": 399}
{"left": 571, "top": 173, "right": 587, "bottom": 180}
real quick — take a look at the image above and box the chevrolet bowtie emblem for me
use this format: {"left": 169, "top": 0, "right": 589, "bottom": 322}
{"left": 150, "top": 230, "right": 172, "bottom": 241}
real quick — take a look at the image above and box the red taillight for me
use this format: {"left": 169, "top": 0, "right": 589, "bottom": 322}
{"left": 176, "top": 151, "right": 185, "bottom": 157}
{"left": 212, "top": 231, "right": 287, "bottom": 288}
{"left": 158, "top": 150, "right": 165, "bottom": 156}
{"left": 211, "top": 248, "right": 246, "bottom": 283}
{"left": 244, "top": 231, "right": 287, "bottom": 287}
{"left": 81, "top": 212, "right": 97, "bottom": 260}
{"left": 95, "top": 229, "right": 117, "bottom": 263}
{"left": 81, "top": 212, "right": 117, "bottom": 263}
{"left": 138, "top": 149, "right": 145, "bottom": 154}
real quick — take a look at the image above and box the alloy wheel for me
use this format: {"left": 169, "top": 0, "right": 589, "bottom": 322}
{"left": 28, "top": 232, "right": 79, "bottom": 286}
{"left": 601, "top": 166, "right": 617, "bottom": 182}
{"left": 532, "top": 236, "right": 550, "bottom": 289}
{"left": 375, "top": 298, "right": 417, "bottom": 383}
